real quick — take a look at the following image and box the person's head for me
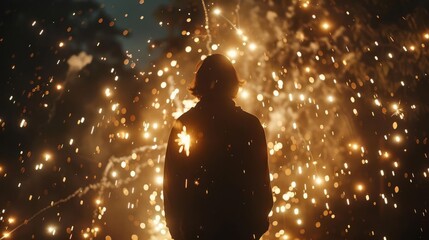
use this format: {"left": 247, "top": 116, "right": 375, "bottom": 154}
{"left": 189, "top": 54, "right": 242, "bottom": 99}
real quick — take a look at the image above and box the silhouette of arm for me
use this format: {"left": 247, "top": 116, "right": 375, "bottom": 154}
{"left": 163, "top": 121, "right": 183, "bottom": 238}
{"left": 249, "top": 118, "right": 273, "bottom": 233}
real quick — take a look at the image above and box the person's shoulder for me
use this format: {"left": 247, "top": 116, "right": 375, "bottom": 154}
{"left": 235, "top": 107, "right": 262, "bottom": 126}
{"left": 176, "top": 107, "right": 197, "bottom": 122}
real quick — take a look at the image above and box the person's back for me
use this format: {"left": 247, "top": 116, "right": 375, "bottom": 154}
{"left": 164, "top": 54, "right": 273, "bottom": 240}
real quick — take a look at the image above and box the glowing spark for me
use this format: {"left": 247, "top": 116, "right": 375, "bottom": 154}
{"left": 201, "top": 0, "right": 213, "bottom": 54}
{"left": 391, "top": 103, "right": 404, "bottom": 118}
{"left": 248, "top": 43, "right": 257, "bottom": 51}
{"left": 111, "top": 103, "right": 119, "bottom": 111}
{"left": 176, "top": 126, "right": 191, "bottom": 156}
{"left": 19, "top": 119, "right": 27, "bottom": 128}
{"left": 155, "top": 176, "right": 163, "bottom": 185}
{"left": 393, "top": 135, "right": 402, "bottom": 143}
{"left": 213, "top": 8, "right": 221, "bottom": 15}
{"left": 227, "top": 49, "right": 238, "bottom": 58}
{"left": 44, "top": 153, "right": 51, "bottom": 161}
{"left": 104, "top": 88, "right": 112, "bottom": 97}
{"left": 240, "top": 88, "right": 249, "bottom": 99}
{"left": 7, "top": 218, "right": 15, "bottom": 224}
{"left": 356, "top": 184, "right": 364, "bottom": 192}
{"left": 321, "top": 21, "right": 330, "bottom": 30}
{"left": 47, "top": 225, "right": 56, "bottom": 235}
{"left": 2, "top": 232, "right": 10, "bottom": 239}
{"left": 425, "top": 33, "right": 429, "bottom": 39}
{"left": 302, "top": 2, "right": 310, "bottom": 8}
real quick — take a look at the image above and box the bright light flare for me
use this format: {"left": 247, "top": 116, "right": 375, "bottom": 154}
{"left": 176, "top": 126, "right": 191, "bottom": 156}
{"left": 44, "top": 153, "right": 51, "bottom": 161}
{"left": 213, "top": 8, "right": 221, "bottom": 15}
{"left": 248, "top": 43, "right": 257, "bottom": 51}
{"left": 2, "top": 232, "right": 10, "bottom": 238}
{"left": 356, "top": 184, "right": 365, "bottom": 192}
{"left": 104, "top": 88, "right": 112, "bottom": 97}
{"left": 240, "top": 88, "right": 250, "bottom": 99}
{"left": 321, "top": 21, "right": 331, "bottom": 30}
{"left": 7, "top": 217, "right": 15, "bottom": 224}
{"left": 393, "top": 135, "right": 402, "bottom": 143}
{"left": 227, "top": 49, "right": 238, "bottom": 58}
{"left": 47, "top": 225, "right": 56, "bottom": 235}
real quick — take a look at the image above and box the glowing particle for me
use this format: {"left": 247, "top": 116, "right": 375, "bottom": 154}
{"left": 248, "top": 43, "right": 257, "bottom": 51}
{"left": 58, "top": 42, "right": 64, "bottom": 47}
{"left": 321, "top": 22, "right": 330, "bottom": 30}
{"left": 227, "top": 49, "right": 238, "bottom": 58}
{"left": 44, "top": 153, "right": 51, "bottom": 161}
{"left": 394, "top": 135, "right": 402, "bottom": 143}
{"left": 213, "top": 8, "right": 221, "bottom": 15}
{"left": 7, "top": 217, "right": 15, "bottom": 224}
{"left": 302, "top": 1, "right": 310, "bottom": 8}
{"left": 176, "top": 126, "right": 191, "bottom": 156}
{"left": 257, "top": 94, "right": 264, "bottom": 101}
{"left": 374, "top": 99, "right": 381, "bottom": 106}
{"left": 394, "top": 186, "right": 399, "bottom": 193}
{"left": 425, "top": 33, "right": 429, "bottom": 39}
{"left": 111, "top": 103, "right": 119, "bottom": 111}
{"left": 240, "top": 89, "right": 249, "bottom": 99}
{"left": 315, "top": 177, "right": 323, "bottom": 185}
{"left": 47, "top": 225, "right": 56, "bottom": 235}
{"left": 155, "top": 176, "right": 163, "bottom": 185}
{"left": 185, "top": 46, "right": 192, "bottom": 52}
{"left": 19, "top": 119, "right": 27, "bottom": 128}
{"left": 3, "top": 232, "right": 11, "bottom": 238}
{"left": 211, "top": 44, "right": 218, "bottom": 51}
{"left": 104, "top": 88, "right": 112, "bottom": 97}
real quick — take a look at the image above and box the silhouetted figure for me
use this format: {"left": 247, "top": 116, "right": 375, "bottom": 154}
{"left": 164, "top": 54, "right": 273, "bottom": 240}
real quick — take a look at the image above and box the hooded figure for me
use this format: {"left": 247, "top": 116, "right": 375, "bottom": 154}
{"left": 164, "top": 54, "right": 273, "bottom": 240}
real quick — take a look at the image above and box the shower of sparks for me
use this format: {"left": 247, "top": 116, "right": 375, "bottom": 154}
{"left": 0, "top": 0, "right": 428, "bottom": 240}
{"left": 175, "top": 126, "right": 191, "bottom": 157}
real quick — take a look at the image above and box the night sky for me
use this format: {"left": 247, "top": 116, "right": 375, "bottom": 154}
{"left": 1, "top": 0, "right": 429, "bottom": 239}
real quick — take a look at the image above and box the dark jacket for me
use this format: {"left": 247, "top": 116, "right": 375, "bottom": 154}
{"left": 164, "top": 97, "right": 273, "bottom": 240}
